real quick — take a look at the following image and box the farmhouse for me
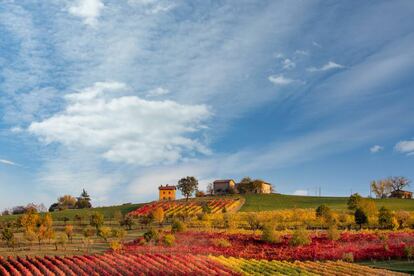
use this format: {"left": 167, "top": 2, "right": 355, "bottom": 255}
{"left": 213, "top": 179, "right": 273, "bottom": 195}
{"left": 389, "top": 189, "right": 412, "bottom": 199}
{"left": 159, "top": 185, "right": 176, "bottom": 200}
{"left": 213, "top": 179, "right": 236, "bottom": 195}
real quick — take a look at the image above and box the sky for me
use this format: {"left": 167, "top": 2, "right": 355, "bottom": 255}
{"left": 0, "top": 0, "right": 414, "bottom": 209}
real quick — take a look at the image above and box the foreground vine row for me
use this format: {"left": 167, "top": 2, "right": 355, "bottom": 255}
{"left": 0, "top": 253, "right": 407, "bottom": 275}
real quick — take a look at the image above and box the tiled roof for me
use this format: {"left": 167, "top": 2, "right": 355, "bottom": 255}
{"left": 159, "top": 185, "right": 176, "bottom": 190}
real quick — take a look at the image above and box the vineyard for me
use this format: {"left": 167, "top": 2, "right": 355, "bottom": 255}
{"left": 0, "top": 254, "right": 406, "bottom": 276}
{"left": 128, "top": 198, "right": 243, "bottom": 217}
{"left": 210, "top": 256, "right": 407, "bottom": 276}
{"left": 125, "top": 231, "right": 414, "bottom": 261}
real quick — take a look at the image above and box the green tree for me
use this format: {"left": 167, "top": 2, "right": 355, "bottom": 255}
{"left": 1, "top": 228, "right": 15, "bottom": 248}
{"left": 378, "top": 206, "right": 394, "bottom": 229}
{"left": 347, "top": 193, "right": 362, "bottom": 210}
{"left": 177, "top": 176, "right": 199, "bottom": 201}
{"left": 143, "top": 228, "right": 159, "bottom": 244}
{"left": 354, "top": 208, "right": 368, "bottom": 229}
{"left": 75, "top": 189, "right": 92, "bottom": 209}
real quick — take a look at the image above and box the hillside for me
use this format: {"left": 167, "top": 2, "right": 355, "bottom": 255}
{"left": 240, "top": 193, "right": 414, "bottom": 212}
{"left": 0, "top": 203, "right": 143, "bottom": 223}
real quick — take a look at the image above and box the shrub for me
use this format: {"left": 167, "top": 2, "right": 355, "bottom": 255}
{"left": 247, "top": 213, "right": 262, "bottom": 230}
{"left": 404, "top": 245, "right": 414, "bottom": 260}
{"left": 98, "top": 226, "right": 113, "bottom": 242}
{"left": 378, "top": 206, "right": 393, "bottom": 229}
{"left": 83, "top": 226, "right": 95, "bottom": 238}
{"left": 316, "top": 204, "right": 331, "bottom": 218}
{"left": 143, "top": 228, "right": 159, "bottom": 243}
{"left": 342, "top": 252, "right": 354, "bottom": 262}
{"left": 163, "top": 234, "right": 175, "bottom": 246}
{"left": 55, "top": 233, "right": 68, "bottom": 250}
{"left": 290, "top": 226, "right": 311, "bottom": 246}
{"left": 112, "top": 228, "right": 126, "bottom": 240}
{"left": 212, "top": 238, "right": 231, "bottom": 248}
{"left": 171, "top": 220, "right": 187, "bottom": 233}
{"left": 261, "top": 224, "right": 281, "bottom": 244}
{"left": 395, "top": 211, "right": 410, "bottom": 229}
{"left": 201, "top": 202, "right": 212, "bottom": 214}
{"left": 109, "top": 240, "right": 123, "bottom": 252}
{"left": 327, "top": 224, "right": 340, "bottom": 241}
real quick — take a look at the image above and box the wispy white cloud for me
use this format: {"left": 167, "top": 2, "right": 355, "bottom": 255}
{"left": 69, "top": 0, "right": 105, "bottom": 26}
{"left": 268, "top": 75, "right": 295, "bottom": 85}
{"left": 28, "top": 82, "right": 211, "bottom": 166}
{"left": 395, "top": 139, "right": 414, "bottom": 155}
{"left": 370, "top": 145, "right": 384, "bottom": 153}
{"left": 307, "top": 61, "right": 344, "bottom": 72}
{"left": 0, "top": 159, "right": 19, "bottom": 166}
{"left": 282, "top": 58, "right": 296, "bottom": 70}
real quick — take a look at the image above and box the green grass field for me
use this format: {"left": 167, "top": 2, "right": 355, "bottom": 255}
{"left": 0, "top": 203, "right": 143, "bottom": 223}
{"left": 359, "top": 260, "right": 414, "bottom": 274}
{"left": 240, "top": 193, "right": 414, "bottom": 212}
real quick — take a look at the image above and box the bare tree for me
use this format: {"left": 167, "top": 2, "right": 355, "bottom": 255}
{"left": 388, "top": 176, "right": 411, "bottom": 192}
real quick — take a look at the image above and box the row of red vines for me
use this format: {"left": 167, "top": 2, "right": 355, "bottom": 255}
{"left": 0, "top": 254, "right": 238, "bottom": 276}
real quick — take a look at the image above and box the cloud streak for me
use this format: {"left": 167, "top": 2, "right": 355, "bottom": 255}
{"left": 307, "top": 61, "right": 344, "bottom": 72}
{"left": 395, "top": 139, "right": 414, "bottom": 155}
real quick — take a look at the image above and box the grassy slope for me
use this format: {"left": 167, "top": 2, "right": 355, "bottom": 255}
{"left": 240, "top": 193, "right": 414, "bottom": 212}
{"left": 359, "top": 260, "right": 414, "bottom": 274}
{"left": 0, "top": 203, "right": 143, "bottom": 223}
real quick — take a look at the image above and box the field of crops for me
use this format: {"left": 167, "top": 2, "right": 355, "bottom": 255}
{"left": 125, "top": 230, "right": 414, "bottom": 261}
{"left": 0, "top": 254, "right": 406, "bottom": 275}
{"left": 210, "top": 256, "right": 407, "bottom": 276}
{"left": 129, "top": 198, "right": 243, "bottom": 217}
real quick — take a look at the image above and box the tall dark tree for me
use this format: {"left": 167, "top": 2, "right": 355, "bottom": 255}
{"left": 177, "top": 176, "right": 198, "bottom": 201}
{"left": 76, "top": 189, "right": 92, "bottom": 209}
{"left": 354, "top": 208, "right": 368, "bottom": 229}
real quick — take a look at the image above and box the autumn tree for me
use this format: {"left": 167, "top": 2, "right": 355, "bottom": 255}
{"left": 152, "top": 207, "right": 165, "bottom": 226}
{"left": 371, "top": 179, "right": 392, "bottom": 198}
{"left": 90, "top": 212, "right": 104, "bottom": 233}
{"left": 57, "top": 195, "right": 77, "bottom": 210}
{"left": 65, "top": 225, "right": 74, "bottom": 243}
{"left": 177, "top": 176, "right": 199, "bottom": 201}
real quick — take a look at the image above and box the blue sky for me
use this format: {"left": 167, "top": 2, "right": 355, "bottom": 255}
{"left": 1, "top": 0, "right": 414, "bottom": 209}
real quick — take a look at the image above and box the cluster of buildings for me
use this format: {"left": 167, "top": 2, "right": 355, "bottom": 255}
{"left": 158, "top": 179, "right": 272, "bottom": 201}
